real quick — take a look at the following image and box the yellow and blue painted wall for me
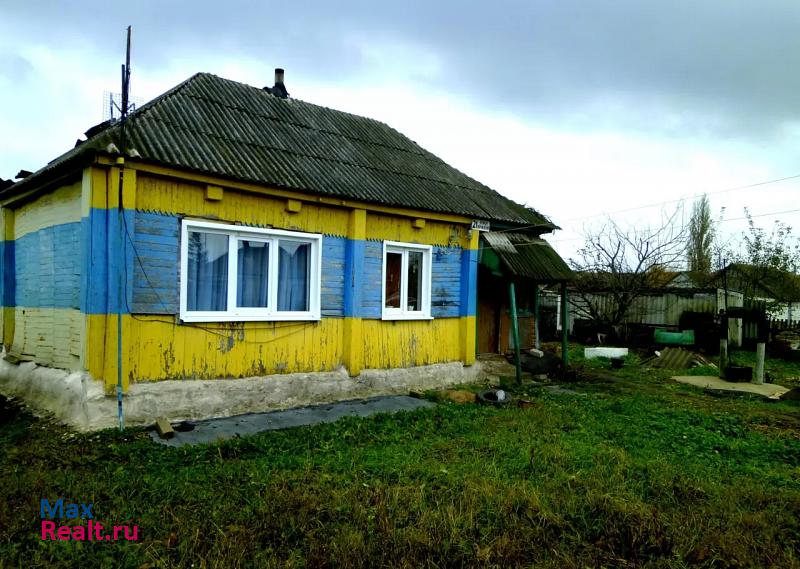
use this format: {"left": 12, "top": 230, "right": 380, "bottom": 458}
{"left": 1, "top": 160, "right": 478, "bottom": 392}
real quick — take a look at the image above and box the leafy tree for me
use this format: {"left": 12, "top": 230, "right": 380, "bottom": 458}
{"left": 721, "top": 210, "right": 800, "bottom": 311}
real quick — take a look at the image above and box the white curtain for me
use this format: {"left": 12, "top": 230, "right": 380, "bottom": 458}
{"left": 187, "top": 231, "right": 228, "bottom": 311}
{"left": 277, "top": 241, "right": 310, "bottom": 311}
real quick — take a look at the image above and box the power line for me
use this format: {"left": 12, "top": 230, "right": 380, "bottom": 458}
{"left": 549, "top": 205, "right": 800, "bottom": 247}
{"left": 560, "top": 173, "right": 800, "bottom": 224}
{"left": 720, "top": 207, "right": 800, "bottom": 223}
{"left": 487, "top": 172, "right": 800, "bottom": 237}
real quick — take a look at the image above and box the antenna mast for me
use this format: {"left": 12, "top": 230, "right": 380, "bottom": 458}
{"left": 116, "top": 25, "right": 132, "bottom": 432}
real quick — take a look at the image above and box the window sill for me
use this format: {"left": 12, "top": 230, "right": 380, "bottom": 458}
{"left": 381, "top": 314, "right": 434, "bottom": 321}
{"left": 180, "top": 314, "right": 321, "bottom": 323}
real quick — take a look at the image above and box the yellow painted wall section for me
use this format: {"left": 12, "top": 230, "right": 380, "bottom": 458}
{"left": 95, "top": 316, "right": 344, "bottom": 385}
{"left": 136, "top": 174, "right": 350, "bottom": 236}
{"left": 13, "top": 180, "right": 82, "bottom": 239}
{"left": 125, "top": 162, "right": 474, "bottom": 226}
{"left": 11, "top": 307, "right": 82, "bottom": 370}
{"left": 8, "top": 180, "right": 83, "bottom": 370}
{"left": 2, "top": 307, "right": 14, "bottom": 350}
{"left": 361, "top": 318, "right": 463, "bottom": 369}
{"left": 1, "top": 208, "right": 13, "bottom": 346}
{"left": 365, "top": 211, "right": 470, "bottom": 247}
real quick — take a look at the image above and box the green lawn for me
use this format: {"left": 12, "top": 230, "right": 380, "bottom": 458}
{"left": 1, "top": 351, "right": 799, "bottom": 568}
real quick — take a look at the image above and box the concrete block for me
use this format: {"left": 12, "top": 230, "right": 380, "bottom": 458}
{"left": 155, "top": 417, "right": 175, "bottom": 439}
{"left": 584, "top": 347, "right": 628, "bottom": 359}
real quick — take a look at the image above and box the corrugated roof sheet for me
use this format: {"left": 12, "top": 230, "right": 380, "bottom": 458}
{"left": 5, "top": 73, "right": 556, "bottom": 229}
{"left": 481, "top": 231, "right": 574, "bottom": 282}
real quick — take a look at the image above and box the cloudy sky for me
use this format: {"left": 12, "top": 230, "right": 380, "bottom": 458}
{"left": 2, "top": 1, "right": 799, "bottom": 261}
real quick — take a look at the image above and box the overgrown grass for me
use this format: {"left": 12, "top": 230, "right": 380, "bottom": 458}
{"left": 1, "top": 361, "right": 799, "bottom": 568}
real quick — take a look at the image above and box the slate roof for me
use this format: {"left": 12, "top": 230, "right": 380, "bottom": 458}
{"left": 4, "top": 73, "right": 556, "bottom": 230}
{"left": 481, "top": 232, "right": 574, "bottom": 282}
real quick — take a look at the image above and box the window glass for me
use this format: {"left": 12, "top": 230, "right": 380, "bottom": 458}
{"left": 187, "top": 231, "right": 228, "bottom": 311}
{"left": 407, "top": 250, "right": 423, "bottom": 311}
{"left": 237, "top": 240, "right": 269, "bottom": 308}
{"left": 277, "top": 240, "right": 310, "bottom": 311}
{"left": 181, "top": 220, "right": 320, "bottom": 322}
{"left": 384, "top": 252, "right": 402, "bottom": 308}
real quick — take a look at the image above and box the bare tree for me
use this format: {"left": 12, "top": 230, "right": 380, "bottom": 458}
{"left": 569, "top": 208, "right": 687, "bottom": 329}
{"left": 687, "top": 194, "right": 714, "bottom": 277}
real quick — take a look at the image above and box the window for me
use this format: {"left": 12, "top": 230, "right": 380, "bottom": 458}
{"left": 382, "top": 241, "right": 432, "bottom": 320}
{"left": 180, "top": 219, "right": 321, "bottom": 322}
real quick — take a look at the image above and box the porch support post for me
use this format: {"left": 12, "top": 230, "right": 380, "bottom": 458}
{"left": 533, "top": 282, "right": 540, "bottom": 350}
{"left": 754, "top": 314, "right": 768, "bottom": 385}
{"left": 561, "top": 282, "right": 569, "bottom": 367}
{"left": 719, "top": 311, "right": 729, "bottom": 379}
{"left": 509, "top": 281, "right": 522, "bottom": 386}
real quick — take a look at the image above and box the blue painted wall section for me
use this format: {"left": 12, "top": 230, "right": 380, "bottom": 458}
{"left": 341, "top": 237, "right": 363, "bottom": 318}
{"left": 459, "top": 248, "right": 478, "bottom": 317}
{"left": 359, "top": 240, "right": 464, "bottom": 319}
{"left": 81, "top": 208, "right": 135, "bottom": 314}
{"left": 431, "top": 246, "right": 461, "bottom": 318}
{"left": 322, "top": 236, "right": 346, "bottom": 317}
{"left": 0, "top": 240, "right": 15, "bottom": 308}
{"left": 80, "top": 208, "right": 137, "bottom": 314}
{"left": 132, "top": 212, "right": 179, "bottom": 314}
{"left": 14, "top": 222, "right": 81, "bottom": 309}
{"left": 73, "top": 214, "right": 470, "bottom": 319}
{"left": 361, "top": 240, "right": 383, "bottom": 319}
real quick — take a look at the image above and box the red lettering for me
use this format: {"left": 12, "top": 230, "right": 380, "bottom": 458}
{"left": 71, "top": 526, "right": 86, "bottom": 541}
{"left": 94, "top": 522, "right": 104, "bottom": 541}
{"left": 56, "top": 526, "right": 71, "bottom": 540}
{"left": 124, "top": 525, "right": 139, "bottom": 541}
{"left": 113, "top": 526, "right": 123, "bottom": 540}
{"left": 41, "top": 520, "right": 56, "bottom": 540}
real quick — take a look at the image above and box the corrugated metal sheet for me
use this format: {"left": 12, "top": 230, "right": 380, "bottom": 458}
{"left": 650, "top": 348, "right": 695, "bottom": 370}
{"left": 482, "top": 232, "right": 573, "bottom": 282}
{"left": 5, "top": 73, "right": 556, "bottom": 229}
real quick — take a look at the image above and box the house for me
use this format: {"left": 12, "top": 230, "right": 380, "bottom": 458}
{"left": 477, "top": 231, "right": 573, "bottom": 353}
{"left": 0, "top": 70, "right": 568, "bottom": 428}
{"left": 567, "top": 270, "right": 744, "bottom": 347}
{"left": 714, "top": 263, "right": 800, "bottom": 323}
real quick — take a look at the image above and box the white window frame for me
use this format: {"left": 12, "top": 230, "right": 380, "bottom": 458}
{"left": 381, "top": 241, "right": 433, "bottom": 321}
{"left": 179, "top": 219, "right": 322, "bottom": 322}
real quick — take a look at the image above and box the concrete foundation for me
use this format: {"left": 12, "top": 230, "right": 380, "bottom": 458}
{"left": 0, "top": 358, "right": 482, "bottom": 431}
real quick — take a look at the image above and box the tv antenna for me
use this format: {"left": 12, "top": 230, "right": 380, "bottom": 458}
{"left": 103, "top": 26, "right": 141, "bottom": 123}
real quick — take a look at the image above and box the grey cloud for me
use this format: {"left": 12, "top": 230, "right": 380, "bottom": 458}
{"left": 4, "top": 0, "right": 800, "bottom": 139}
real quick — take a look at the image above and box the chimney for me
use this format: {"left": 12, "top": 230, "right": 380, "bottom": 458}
{"left": 265, "top": 67, "right": 289, "bottom": 99}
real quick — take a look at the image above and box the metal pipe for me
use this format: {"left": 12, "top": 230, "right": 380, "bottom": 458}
{"left": 561, "top": 282, "right": 569, "bottom": 367}
{"left": 509, "top": 282, "right": 522, "bottom": 386}
{"left": 533, "top": 283, "right": 540, "bottom": 350}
